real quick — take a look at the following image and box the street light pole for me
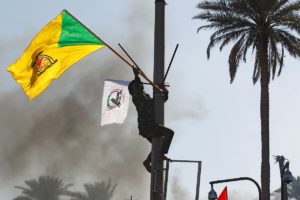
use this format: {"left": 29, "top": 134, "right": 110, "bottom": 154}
{"left": 275, "top": 156, "right": 288, "bottom": 200}
{"left": 281, "top": 166, "right": 287, "bottom": 200}
{"left": 151, "top": 0, "right": 165, "bottom": 200}
{"left": 209, "top": 177, "right": 262, "bottom": 200}
{"left": 281, "top": 162, "right": 293, "bottom": 200}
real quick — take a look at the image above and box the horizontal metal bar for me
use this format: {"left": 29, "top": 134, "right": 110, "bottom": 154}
{"left": 170, "top": 160, "right": 202, "bottom": 163}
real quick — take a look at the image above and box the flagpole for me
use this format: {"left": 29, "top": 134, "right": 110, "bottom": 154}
{"left": 102, "top": 41, "right": 163, "bottom": 93}
{"left": 117, "top": 43, "right": 164, "bottom": 92}
{"left": 104, "top": 43, "right": 163, "bottom": 93}
{"left": 63, "top": 9, "right": 163, "bottom": 92}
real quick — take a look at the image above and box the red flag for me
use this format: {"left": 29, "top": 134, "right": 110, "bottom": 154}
{"left": 218, "top": 186, "right": 228, "bottom": 200}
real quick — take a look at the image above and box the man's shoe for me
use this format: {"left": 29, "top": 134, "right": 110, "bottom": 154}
{"left": 143, "top": 159, "right": 151, "bottom": 173}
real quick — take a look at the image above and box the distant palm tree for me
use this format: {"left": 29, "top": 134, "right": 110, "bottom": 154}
{"left": 70, "top": 180, "right": 117, "bottom": 200}
{"left": 14, "top": 175, "right": 73, "bottom": 200}
{"left": 194, "top": 1, "right": 300, "bottom": 200}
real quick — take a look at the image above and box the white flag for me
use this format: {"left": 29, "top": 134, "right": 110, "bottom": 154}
{"left": 101, "top": 79, "right": 130, "bottom": 126}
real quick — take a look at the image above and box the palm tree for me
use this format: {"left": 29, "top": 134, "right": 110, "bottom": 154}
{"left": 194, "top": 0, "right": 300, "bottom": 199}
{"left": 14, "top": 175, "right": 73, "bottom": 200}
{"left": 70, "top": 180, "right": 117, "bottom": 200}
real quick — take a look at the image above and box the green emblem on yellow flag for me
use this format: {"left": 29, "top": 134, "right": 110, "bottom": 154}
{"left": 7, "top": 10, "right": 105, "bottom": 100}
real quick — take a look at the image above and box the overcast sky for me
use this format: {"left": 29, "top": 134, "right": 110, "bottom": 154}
{"left": 1, "top": 1, "right": 300, "bottom": 200}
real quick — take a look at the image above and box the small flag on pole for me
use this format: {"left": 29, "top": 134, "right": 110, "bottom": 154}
{"left": 218, "top": 186, "right": 228, "bottom": 200}
{"left": 101, "top": 79, "right": 130, "bottom": 126}
{"left": 7, "top": 10, "right": 105, "bottom": 100}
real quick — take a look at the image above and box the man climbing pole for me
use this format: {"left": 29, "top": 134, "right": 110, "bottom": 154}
{"left": 128, "top": 67, "right": 174, "bottom": 172}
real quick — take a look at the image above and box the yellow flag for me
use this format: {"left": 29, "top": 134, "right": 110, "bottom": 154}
{"left": 7, "top": 10, "right": 105, "bottom": 100}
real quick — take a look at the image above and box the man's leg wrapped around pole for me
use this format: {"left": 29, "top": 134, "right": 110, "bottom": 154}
{"left": 157, "top": 125, "right": 174, "bottom": 154}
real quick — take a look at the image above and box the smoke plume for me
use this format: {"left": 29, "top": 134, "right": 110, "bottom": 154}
{"left": 171, "top": 176, "right": 193, "bottom": 200}
{"left": 0, "top": 53, "right": 152, "bottom": 199}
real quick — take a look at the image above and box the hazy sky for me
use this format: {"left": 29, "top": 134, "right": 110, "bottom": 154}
{"left": 1, "top": 1, "right": 300, "bottom": 200}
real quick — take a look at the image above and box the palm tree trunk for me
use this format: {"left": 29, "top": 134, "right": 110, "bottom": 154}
{"left": 259, "top": 35, "right": 270, "bottom": 200}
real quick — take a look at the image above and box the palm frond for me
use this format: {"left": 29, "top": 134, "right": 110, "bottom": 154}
{"left": 273, "top": 155, "right": 286, "bottom": 164}
{"left": 206, "top": 28, "right": 248, "bottom": 58}
{"left": 272, "top": 13, "right": 300, "bottom": 35}
{"left": 272, "top": 0, "right": 300, "bottom": 18}
{"left": 274, "top": 29, "right": 300, "bottom": 58}
{"left": 268, "top": 37, "right": 280, "bottom": 79}
{"left": 242, "top": 33, "right": 256, "bottom": 62}
{"left": 228, "top": 34, "right": 246, "bottom": 82}
{"left": 196, "top": 1, "right": 230, "bottom": 13}
{"left": 219, "top": 28, "right": 251, "bottom": 50}
{"left": 252, "top": 54, "right": 260, "bottom": 84}
{"left": 268, "top": 0, "right": 289, "bottom": 18}
{"left": 277, "top": 45, "right": 284, "bottom": 76}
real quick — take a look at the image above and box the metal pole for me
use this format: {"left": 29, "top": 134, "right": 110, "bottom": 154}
{"left": 278, "top": 158, "right": 285, "bottom": 200}
{"left": 163, "top": 44, "right": 179, "bottom": 83}
{"left": 281, "top": 162, "right": 289, "bottom": 200}
{"left": 151, "top": 0, "right": 166, "bottom": 200}
{"left": 171, "top": 160, "right": 201, "bottom": 163}
{"left": 195, "top": 162, "right": 202, "bottom": 200}
{"left": 281, "top": 181, "right": 284, "bottom": 200}
{"left": 210, "top": 177, "right": 262, "bottom": 200}
{"left": 163, "top": 160, "right": 170, "bottom": 200}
